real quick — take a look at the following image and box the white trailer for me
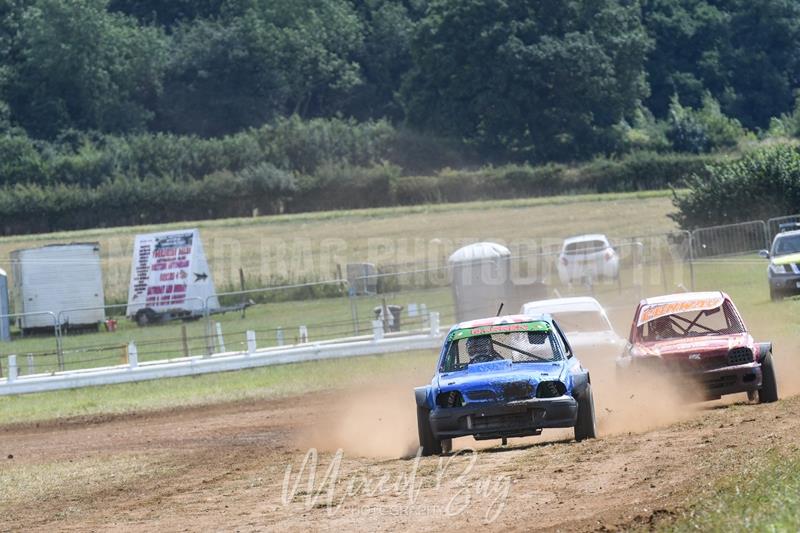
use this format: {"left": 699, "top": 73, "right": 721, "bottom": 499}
{"left": 10, "top": 243, "right": 106, "bottom": 332}
{"left": 126, "top": 229, "right": 221, "bottom": 326}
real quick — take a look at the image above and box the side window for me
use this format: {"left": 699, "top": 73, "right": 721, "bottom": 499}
{"left": 551, "top": 322, "right": 573, "bottom": 359}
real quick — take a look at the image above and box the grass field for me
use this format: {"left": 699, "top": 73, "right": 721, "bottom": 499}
{"left": 662, "top": 452, "right": 800, "bottom": 531}
{"left": 1, "top": 190, "right": 799, "bottom": 531}
{"left": 1, "top": 189, "right": 794, "bottom": 422}
{"left": 0, "top": 189, "right": 678, "bottom": 374}
{"left": 0, "top": 190, "right": 678, "bottom": 303}
{"left": 0, "top": 350, "right": 434, "bottom": 424}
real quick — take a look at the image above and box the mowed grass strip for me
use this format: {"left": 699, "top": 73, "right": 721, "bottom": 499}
{"left": 0, "top": 350, "right": 436, "bottom": 425}
{"left": 660, "top": 451, "right": 800, "bottom": 531}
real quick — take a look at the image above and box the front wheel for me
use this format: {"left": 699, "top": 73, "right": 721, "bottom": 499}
{"left": 416, "top": 406, "right": 442, "bottom": 456}
{"left": 770, "top": 287, "right": 783, "bottom": 302}
{"left": 574, "top": 384, "right": 597, "bottom": 441}
{"left": 758, "top": 352, "right": 779, "bottom": 403}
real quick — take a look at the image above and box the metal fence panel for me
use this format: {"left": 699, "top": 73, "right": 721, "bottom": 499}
{"left": 691, "top": 220, "right": 768, "bottom": 259}
{"left": 767, "top": 214, "right": 800, "bottom": 242}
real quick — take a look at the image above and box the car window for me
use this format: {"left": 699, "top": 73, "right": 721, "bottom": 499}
{"left": 551, "top": 321, "right": 573, "bottom": 358}
{"left": 564, "top": 240, "right": 607, "bottom": 254}
{"left": 442, "top": 331, "right": 563, "bottom": 372}
{"left": 639, "top": 302, "right": 744, "bottom": 341}
{"left": 773, "top": 234, "right": 800, "bottom": 256}
{"left": 550, "top": 310, "right": 611, "bottom": 333}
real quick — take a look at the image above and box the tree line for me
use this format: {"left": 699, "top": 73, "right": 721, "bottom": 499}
{"left": 0, "top": 0, "right": 800, "bottom": 232}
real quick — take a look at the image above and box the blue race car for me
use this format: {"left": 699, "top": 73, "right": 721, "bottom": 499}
{"left": 414, "top": 314, "right": 596, "bottom": 455}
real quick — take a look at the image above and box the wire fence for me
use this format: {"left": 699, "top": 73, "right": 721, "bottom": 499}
{"left": 0, "top": 215, "right": 789, "bottom": 378}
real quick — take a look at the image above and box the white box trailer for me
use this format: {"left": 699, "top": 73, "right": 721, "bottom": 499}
{"left": 126, "top": 229, "right": 221, "bottom": 326}
{"left": 10, "top": 243, "right": 106, "bottom": 332}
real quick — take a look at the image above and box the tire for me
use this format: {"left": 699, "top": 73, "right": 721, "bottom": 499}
{"left": 135, "top": 308, "right": 158, "bottom": 327}
{"left": 574, "top": 383, "right": 597, "bottom": 441}
{"left": 758, "top": 352, "right": 779, "bottom": 403}
{"left": 416, "top": 406, "right": 442, "bottom": 456}
{"left": 770, "top": 287, "right": 783, "bottom": 302}
{"left": 441, "top": 438, "right": 453, "bottom": 454}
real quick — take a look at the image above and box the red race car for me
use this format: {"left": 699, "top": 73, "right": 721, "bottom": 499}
{"left": 616, "top": 291, "right": 778, "bottom": 403}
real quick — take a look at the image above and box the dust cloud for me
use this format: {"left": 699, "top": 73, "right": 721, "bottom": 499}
{"left": 296, "top": 333, "right": 800, "bottom": 459}
{"left": 296, "top": 381, "right": 422, "bottom": 459}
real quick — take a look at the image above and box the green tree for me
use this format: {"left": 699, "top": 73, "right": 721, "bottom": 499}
{"left": 8, "top": 0, "right": 167, "bottom": 138}
{"left": 220, "top": 0, "right": 365, "bottom": 118}
{"left": 643, "top": 0, "right": 800, "bottom": 129}
{"left": 108, "top": 0, "right": 224, "bottom": 28}
{"left": 402, "top": 0, "right": 651, "bottom": 161}
{"left": 156, "top": 14, "right": 289, "bottom": 136}
{"left": 344, "top": 0, "right": 421, "bottom": 120}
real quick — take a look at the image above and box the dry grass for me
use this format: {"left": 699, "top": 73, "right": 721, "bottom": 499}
{"left": 0, "top": 191, "right": 678, "bottom": 302}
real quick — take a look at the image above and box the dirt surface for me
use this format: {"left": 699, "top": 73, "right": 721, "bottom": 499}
{"left": 2, "top": 374, "right": 800, "bottom": 532}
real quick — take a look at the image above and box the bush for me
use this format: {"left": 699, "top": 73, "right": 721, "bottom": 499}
{"left": 666, "top": 94, "right": 751, "bottom": 154}
{"left": 671, "top": 144, "right": 800, "bottom": 229}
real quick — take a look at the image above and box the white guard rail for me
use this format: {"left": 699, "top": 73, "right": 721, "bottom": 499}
{"left": 0, "top": 314, "right": 444, "bottom": 396}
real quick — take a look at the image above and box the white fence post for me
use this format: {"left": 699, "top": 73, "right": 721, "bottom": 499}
{"left": 215, "top": 322, "right": 226, "bottom": 353}
{"left": 246, "top": 330, "right": 256, "bottom": 355}
{"left": 298, "top": 325, "right": 308, "bottom": 344}
{"left": 26, "top": 354, "right": 34, "bottom": 375}
{"left": 276, "top": 327, "right": 284, "bottom": 346}
{"left": 7, "top": 354, "right": 17, "bottom": 383}
{"left": 127, "top": 342, "right": 138, "bottom": 369}
{"left": 429, "top": 312, "right": 440, "bottom": 336}
{"left": 372, "top": 319, "right": 384, "bottom": 341}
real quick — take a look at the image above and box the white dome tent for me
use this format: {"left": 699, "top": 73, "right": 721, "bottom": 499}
{"left": 448, "top": 242, "right": 513, "bottom": 323}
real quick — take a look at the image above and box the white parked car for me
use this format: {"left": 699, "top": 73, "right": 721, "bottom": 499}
{"left": 521, "top": 297, "right": 625, "bottom": 366}
{"left": 557, "top": 234, "right": 619, "bottom": 285}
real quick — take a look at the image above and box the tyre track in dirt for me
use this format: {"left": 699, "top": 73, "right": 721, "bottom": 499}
{"left": 2, "top": 387, "right": 800, "bottom": 532}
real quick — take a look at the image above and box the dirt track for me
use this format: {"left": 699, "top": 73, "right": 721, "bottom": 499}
{"left": 2, "top": 377, "right": 800, "bottom": 532}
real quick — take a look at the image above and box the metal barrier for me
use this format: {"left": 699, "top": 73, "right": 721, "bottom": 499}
{"left": 691, "top": 220, "right": 769, "bottom": 259}
{"left": 767, "top": 214, "right": 800, "bottom": 242}
{"left": 54, "top": 298, "right": 208, "bottom": 372}
{"left": 204, "top": 279, "right": 350, "bottom": 355}
{"left": 0, "top": 219, "right": 787, "bottom": 384}
{"left": 0, "top": 311, "right": 62, "bottom": 371}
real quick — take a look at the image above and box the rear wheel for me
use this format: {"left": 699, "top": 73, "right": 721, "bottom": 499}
{"left": 574, "top": 384, "right": 597, "bottom": 441}
{"left": 416, "top": 406, "right": 442, "bottom": 456}
{"left": 758, "top": 352, "right": 779, "bottom": 403}
{"left": 135, "top": 308, "right": 158, "bottom": 327}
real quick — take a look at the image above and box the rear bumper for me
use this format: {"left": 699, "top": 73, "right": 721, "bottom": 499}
{"left": 429, "top": 396, "right": 578, "bottom": 440}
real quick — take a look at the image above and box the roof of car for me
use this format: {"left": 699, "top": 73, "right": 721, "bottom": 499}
{"left": 641, "top": 291, "right": 726, "bottom": 305}
{"left": 563, "top": 234, "right": 609, "bottom": 246}
{"left": 521, "top": 297, "right": 604, "bottom": 314}
{"left": 774, "top": 229, "right": 800, "bottom": 240}
{"left": 453, "top": 314, "right": 549, "bottom": 330}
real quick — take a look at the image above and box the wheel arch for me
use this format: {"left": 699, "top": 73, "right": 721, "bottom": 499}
{"left": 756, "top": 342, "right": 773, "bottom": 362}
{"left": 414, "top": 386, "right": 432, "bottom": 408}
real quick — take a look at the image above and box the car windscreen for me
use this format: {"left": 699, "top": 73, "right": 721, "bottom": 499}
{"left": 564, "top": 240, "right": 607, "bottom": 254}
{"left": 773, "top": 234, "right": 800, "bottom": 256}
{"left": 638, "top": 302, "right": 744, "bottom": 341}
{"left": 441, "top": 330, "right": 563, "bottom": 372}
{"left": 551, "top": 311, "right": 611, "bottom": 334}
